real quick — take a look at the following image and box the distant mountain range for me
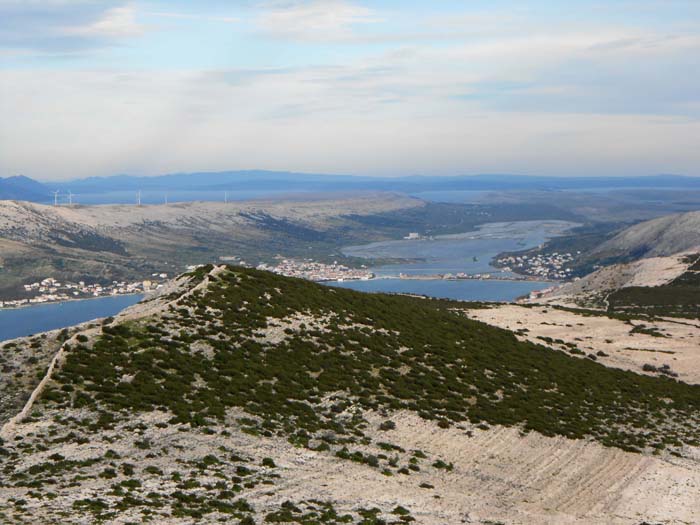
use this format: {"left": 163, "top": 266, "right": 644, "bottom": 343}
{"left": 53, "top": 171, "right": 700, "bottom": 194}
{"left": 0, "top": 175, "right": 50, "bottom": 202}
{"left": 3, "top": 171, "right": 700, "bottom": 204}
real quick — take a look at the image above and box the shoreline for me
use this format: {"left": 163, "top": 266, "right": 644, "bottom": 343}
{"left": 326, "top": 275, "right": 560, "bottom": 284}
{"left": 0, "top": 292, "right": 145, "bottom": 312}
{"left": 340, "top": 219, "right": 580, "bottom": 282}
{"left": 342, "top": 219, "right": 580, "bottom": 255}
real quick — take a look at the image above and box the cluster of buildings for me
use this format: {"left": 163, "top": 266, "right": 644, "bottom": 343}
{"left": 0, "top": 273, "right": 170, "bottom": 309}
{"left": 453, "top": 272, "right": 492, "bottom": 280}
{"left": 496, "top": 251, "right": 579, "bottom": 280}
{"left": 257, "top": 259, "right": 374, "bottom": 282}
{"left": 524, "top": 286, "right": 560, "bottom": 302}
{"left": 399, "top": 272, "right": 495, "bottom": 280}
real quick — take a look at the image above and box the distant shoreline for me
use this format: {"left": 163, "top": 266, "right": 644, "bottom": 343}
{"left": 0, "top": 292, "right": 145, "bottom": 312}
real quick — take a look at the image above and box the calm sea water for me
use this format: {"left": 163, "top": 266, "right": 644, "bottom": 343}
{"left": 328, "top": 278, "right": 551, "bottom": 302}
{"left": 343, "top": 220, "right": 575, "bottom": 277}
{"left": 335, "top": 220, "right": 574, "bottom": 301}
{"left": 0, "top": 295, "right": 143, "bottom": 342}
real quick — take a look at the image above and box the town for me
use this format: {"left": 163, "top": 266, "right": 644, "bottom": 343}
{"left": 495, "top": 251, "right": 579, "bottom": 280}
{"left": 0, "top": 274, "right": 170, "bottom": 309}
{"left": 257, "top": 259, "right": 374, "bottom": 282}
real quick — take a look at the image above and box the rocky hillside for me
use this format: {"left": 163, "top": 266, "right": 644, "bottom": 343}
{"left": 533, "top": 252, "right": 700, "bottom": 318}
{"left": 524, "top": 209, "right": 700, "bottom": 317}
{"left": 0, "top": 195, "right": 584, "bottom": 297}
{"left": 0, "top": 266, "right": 698, "bottom": 524}
{"left": 591, "top": 209, "right": 700, "bottom": 261}
{"left": 0, "top": 195, "right": 421, "bottom": 295}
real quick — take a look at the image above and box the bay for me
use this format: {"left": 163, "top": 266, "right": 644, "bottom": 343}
{"left": 0, "top": 294, "right": 143, "bottom": 342}
{"left": 334, "top": 220, "right": 575, "bottom": 301}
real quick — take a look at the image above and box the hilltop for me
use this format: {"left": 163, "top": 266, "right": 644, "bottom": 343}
{"left": 0, "top": 266, "right": 698, "bottom": 524}
{"left": 0, "top": 176, "right": 48, "bottom": 202}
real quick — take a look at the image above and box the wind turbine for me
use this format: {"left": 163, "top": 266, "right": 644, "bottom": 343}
{"left": 136, "top": 190, "right": 142, "bottom": 206}
{"left": 68, "top": 190, "right": 73, "bottom": 206}
{"left": 164, "top": 193, "right": 168, "bottom": 205}
{"left": 52, "top": 190, "right": 59, "bottom": 206}
{"left": 224, "top": 191, "right": 228, "bottom": 203}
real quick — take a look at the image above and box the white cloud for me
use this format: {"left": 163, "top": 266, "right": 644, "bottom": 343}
{"left": 2, "top": 66, "right": 699, "bottom": 180}
{"left": 1, "top": 2, "right": 698, "bottom": 178}
{"left": 0, "top": 1, "right": 144, "bottom": 52}
{"left": 62, "top": 5, "right": 143, "bottom": 38}
{"left": 145, "top": 11, "right": 239, "bottom": 24}
{"left": 257, "top": 0, "right": 378, "bottom": 41}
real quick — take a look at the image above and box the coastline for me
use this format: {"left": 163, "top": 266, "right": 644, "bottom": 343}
{"left": 327, "top": 274, "right": 561, "bottom": 284}
{"left": 0, "top": 292, "right": 145, "bottom": 312}
{"left": 0, "top": 294, "right": 146, "bottom": 342}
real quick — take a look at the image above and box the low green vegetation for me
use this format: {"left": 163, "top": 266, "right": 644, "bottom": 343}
{"left": 37, "top": 265, "right": 700, "bottom": 456}
{"left": 607, "top": 255, "right": 700, "bottom": 319}
{"left": 8, "top": 262, "right": 698, "bottom": 522}
{"left": 263, "top": 500, "right": 414, "bottom": 524}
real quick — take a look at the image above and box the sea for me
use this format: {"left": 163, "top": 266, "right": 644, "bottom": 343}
{"left": 0, "top": 295, "right": 143, "bottom": 343}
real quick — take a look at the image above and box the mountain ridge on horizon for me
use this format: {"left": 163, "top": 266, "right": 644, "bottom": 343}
{"left": 0, "top": 175, "right": 52, "bottom": 202}
{"left": 42, "top": 171, "right": 700, "bottom": 193}
{"left": 3, "top": 171, "right": 700, "bottom": 204}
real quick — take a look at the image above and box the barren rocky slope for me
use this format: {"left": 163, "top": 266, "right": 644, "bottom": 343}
{"left": 468, "top": 303, "right": 700, "bottom": 384}
{"left": 530, "top": 251, "right": 700, "bottom": 321}
{"left": 0, "top": 266, "right": 698, "bottom": 524}
{"left": 534, "top": 252, "right": 696, "bottom": 306}
{"left": 592, "top": 209, "right": 700, "bottom": 261}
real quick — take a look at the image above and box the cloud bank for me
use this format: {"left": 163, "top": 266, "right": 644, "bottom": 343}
{"left": 0, "top": 0, "right": 698, "bottom": 179}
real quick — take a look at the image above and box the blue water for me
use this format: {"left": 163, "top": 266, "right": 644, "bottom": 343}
{"left": 337, "top": 220, "right": 574, "bottom": 301}
{"left": 328, "top": 279, "right": 551, "bottom": 302}
{"left": 343, "top": 220, "right": 575, "bottom": 278}
{"left": 0, "top": 295, "right": 143, "bottom": 342}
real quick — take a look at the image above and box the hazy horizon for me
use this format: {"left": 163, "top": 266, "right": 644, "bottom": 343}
{"left": 17, "top": 170, "right": 700, "bottom": 185}
{"left": 1, "top": 1, "right": 699, "bottom": 180}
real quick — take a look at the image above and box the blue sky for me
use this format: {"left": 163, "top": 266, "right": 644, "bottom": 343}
{"left": 1, "top": 0, "right": 699, "bottom": 180}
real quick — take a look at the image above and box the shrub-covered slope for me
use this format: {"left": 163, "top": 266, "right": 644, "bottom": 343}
{"left": 606, "top": 253, "right": 700, "bottom": 318}
{"left": 2, "top": 265, "right": 699, "bottom": 523}
{"left": 44, "top": 265, "right": 700, "bottom": 452}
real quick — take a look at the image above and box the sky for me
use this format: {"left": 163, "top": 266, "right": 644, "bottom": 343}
{"left": 1, "top": 1, "right": 699, "bottom": 180}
